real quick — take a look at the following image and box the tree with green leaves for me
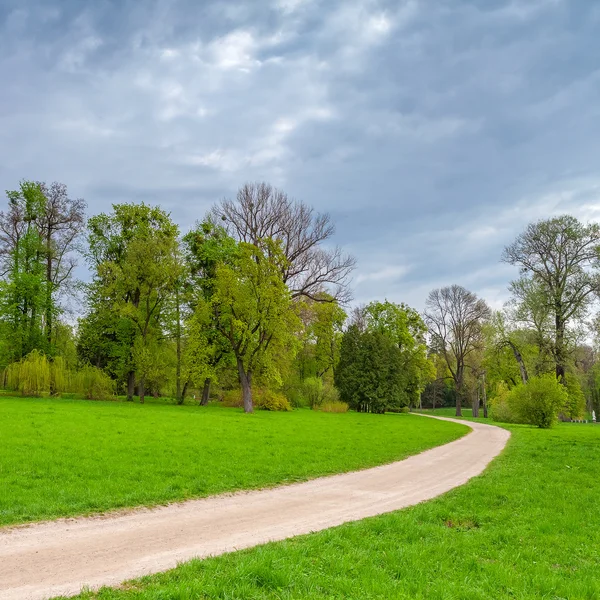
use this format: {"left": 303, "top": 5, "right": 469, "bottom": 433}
{"left": 86, "top": 203, "right": 182, "bottom": 402}
{"left": 208, "top": 239, "right": 300, "bottom": 412}
{"left": 503, "top": 215, "right": 600, "bottom": 383}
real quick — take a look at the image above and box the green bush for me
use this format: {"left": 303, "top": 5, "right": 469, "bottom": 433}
{"left": 507, "top": 375, "right": 569, "bottom": 428}
{"left": 386, "top": 406, "right": 410, "bottom": 414}
{"left": 221, "top": 389, "right": 243, "bottom": 408}
{"left": 302, "top": 377, "right": 324, "bottom": 408}
{"left": 489, "top": 382, "right": 517, "bottom": 424}
{"left": 316, "top": 400, "right": 349, "bottom": 413}
{"left": 71, "top": 366, "right": 115, "bottom": 400}
{"left": 254, "top": 389, "right": 292, "bottom": 411}
{"left": 563, "top": 375, "right": 586, "bottom": 420}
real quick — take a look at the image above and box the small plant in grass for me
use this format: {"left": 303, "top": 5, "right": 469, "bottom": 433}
{"left": 316, "top": 401, "right": 349, "bottom": 413}
{"left": 220, "top": 389, "right": 243, "bottom": 407}
{"left": 254, "top": 389, "right": 292, "bottom": 411}
{"left": 507, "top": 375, "right": 569, "bottom": 428}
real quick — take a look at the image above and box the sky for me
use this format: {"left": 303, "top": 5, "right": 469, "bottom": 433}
{"left": 1, "top": 0, "right": 600, "bottom": 311}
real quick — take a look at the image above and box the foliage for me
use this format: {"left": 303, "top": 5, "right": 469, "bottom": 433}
{"left": 335, "top": 325, "right": 407, "bottom": 413}
{"left": 506, "top": 375, "right": 569, "bottom": 428}
{"left": 71, "top": 366, "right": 116, "bottom": 400}
{"left": 253, "top": 389, "right": 292, "bottom": 411}
{"left": 488, "top": 382, "right": 517, "bottom": 423}
{"left": 301, "top": 376, "right": 324, "bottom": 408}
{"left": 316, "top": 400, "right": 349, "bottom": 413}
{"left": 5, "top": 349, "right": 51, "bottom": 396}
{"left": 562, "top": 375, "right": 586, "bottom": 420}
{"left": 220, "top": 389, "right": 243, "bottom": 408}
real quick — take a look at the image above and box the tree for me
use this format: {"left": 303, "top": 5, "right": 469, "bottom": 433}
{"left": 213, "top": 182, "right": 355, "bottom": 302}
{"left": 0, "top": 182, "right": 48, "bottom": 362}
{"left": 335, "top": 325, "right": 404, "bottom": 413}
{"left": 209, "top": 239, "right": 300, "bottom": 412}
{"left": 0, "top": 181, "right": 85, "bottom": 357}
{"left": 362, "top": 300, "right": 433, "bottom": 406}
{"left": 425, "top": 285, "right": 491, "bottom": 416}
{"left": 86, "top": 204, "right": 182, "bottom": 402}
{"left": 503, "top": 215, "right": 600, "bottom": 382}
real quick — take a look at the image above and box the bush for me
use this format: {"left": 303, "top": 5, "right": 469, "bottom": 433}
{"left": 489, "top": 382, "right": 517, "bottom": 424}
{"left": 71, "top": 366, "right": 115, "bottom": 400}
{"left": 317, "top": 401, "right": 349, "bottom": 413}
{"left": 387, "top": 406, "right": 410, "bottom": 414}
{"left": 562, "top": 375, "right": 586, "bottom": 420}
{"left": 302, "top": 377, "right": 324, "bottom": 408}
{"left": 254, "top": 389, "right": 292, "bottom": 411}
{"left": 221, "top": 389, "right": 243, "bottom": 408}
{"left": 506, "top": 375, "right": 569, "bottom": 428}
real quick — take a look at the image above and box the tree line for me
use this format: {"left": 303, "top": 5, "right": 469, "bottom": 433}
{"left": 1, "top": 179, "right": 599, "bottom": 423}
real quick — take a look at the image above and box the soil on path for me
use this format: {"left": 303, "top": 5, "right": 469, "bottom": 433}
{"left": 0, "top": 416, "right": 510, "bottom": 600}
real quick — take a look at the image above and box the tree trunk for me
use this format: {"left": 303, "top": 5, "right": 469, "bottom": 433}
{"left": 181, "top": 379, "right": 189, "bottom": 404}
{"left": 482, "top": 373, "right": 488, "bottom": 418}
{"left": 200, "top": 378, "right": 211, "bottom": 406}
{"left": 237, "top": 358, "right": 253, "bottom": 413}
{"left": 505, "top": 341, "right": 528, "bottom": 384}
{"left": 175, "top": 286, "right": 182, "bottom": 402}
{"left": 472, "top": 388, "right": 480, "bottom": 418}
{"left": 127, "top": 371, "right": 135, "bottom": 402}
{"left": 555, "top": 311, "right": 566, "bottom": 383}
{"left": 139, "top": 378, "right": 145, "bottom": 404}
{"left": 455, "top": 368, "right": 463, "bottom": 417}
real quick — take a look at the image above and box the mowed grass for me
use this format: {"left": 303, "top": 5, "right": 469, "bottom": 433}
{"left": 69, "top": 422, "right": 600, "bottom": 600}
{"left": 0, "top": 397, "right": 468, "bottom": 526}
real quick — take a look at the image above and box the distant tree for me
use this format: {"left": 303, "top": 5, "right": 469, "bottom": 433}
{"left": 213, "top": 182, "right": 356, "bottom": 302}
{"left": 208, "top": 239, "right": 300, "bottom": 413}
{"left": 503, "top": 215, "right": 600, "bottom": 382}
{"left": 335, "top": 325, "right": 404, "bottom": 413}
{"left": 425, "top": 285, "right": 491, "bottom": 416}
{"left": 86, "top": 203, "right": 182, "bottom": 402}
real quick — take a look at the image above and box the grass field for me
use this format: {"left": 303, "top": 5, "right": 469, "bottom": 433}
{"left": 67, "top": 420, "right": 600, "bottom": 600}
{"left": 0, "top": 397, "right": 467, "bottom": 526}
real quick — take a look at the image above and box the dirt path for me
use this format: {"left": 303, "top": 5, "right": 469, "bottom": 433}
{"left": 0, "top": 416, "right": 509, "bottom": 600}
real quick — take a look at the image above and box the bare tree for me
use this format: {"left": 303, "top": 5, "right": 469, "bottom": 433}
{"left": 425, "top": 285, "right": 491, "bottom": 416}
{"left": 213, "top": 182, "right": 356, "bottom": 302}
{"left": 502, "top": 215, "right": 600, "bottom": 382}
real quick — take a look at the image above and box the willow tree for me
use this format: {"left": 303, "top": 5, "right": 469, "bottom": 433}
{"left": 503, "top": 215, "right": 600, "bottom": 382}
{"left": 425, "top": 285, "right": 491, "bottom": 416}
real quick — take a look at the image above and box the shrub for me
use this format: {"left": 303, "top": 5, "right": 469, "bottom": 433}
{"left": 489, "top": 382, "right": 517, "bottom": 423}
{"left": 317, "top": 400, "right": 349, "bottom": 413}
{"left": 302, "top": 377, "right": 324, "bottom": 408}
{"left": 5, "top": 350, "right": 51, "bottom": 396}
{"left": 562, "top": 375, "right": 586, "bottom": 420}
{"left": 387, "top": 406, "right": 410, "bottom": 414}
{"left": 506, "top": 375, "right": 569, "bottom": 428}
{"left": 71, "top": 366, "right": 115, "bottom": 400}
{"left": 254, "top": 389, "right": 292, "bottom": 411}
{"left": 221, "top": 389, "right": 243, "bottom": 408}
{"left": 284, "top": 385, "right": 307, "bottom": 408}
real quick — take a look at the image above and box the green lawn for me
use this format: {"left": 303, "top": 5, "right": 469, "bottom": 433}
{"left": 67, "top": 421, "right": 600, "bottom": 600}
{"left": 0, "top": 397, "right": 467, "bottom": 526}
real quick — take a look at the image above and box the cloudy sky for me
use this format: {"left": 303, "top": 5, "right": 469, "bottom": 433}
{"left": 1, "top": 0, "right": 599, "bottom": 310}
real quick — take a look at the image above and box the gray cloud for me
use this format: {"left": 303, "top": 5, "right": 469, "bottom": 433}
{"left": 1, "top": 0, "right": 599, "bottom": 311}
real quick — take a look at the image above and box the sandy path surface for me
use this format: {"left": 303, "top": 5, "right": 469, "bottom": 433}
{"left": 0, "top": 416, "right": 509, "bottom": 600}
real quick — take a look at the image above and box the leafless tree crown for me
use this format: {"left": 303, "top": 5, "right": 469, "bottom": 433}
{"left": 424, "top": 285, "right": 491, "bottom": 390}
{"left": 213, "top": 182, "right": 356, "bottom": 302}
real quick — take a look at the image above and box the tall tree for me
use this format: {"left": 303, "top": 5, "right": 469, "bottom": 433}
{"left": 213, "top": 182, "right": 355, "bottom": 302}
{"left": 503, "top": 215, "right": 600, "bottom": 382}
{"left": 86, "top": 203, "right": 182, "bottom": 402}
{"left": 208, "top": 239, "right": 300, "bottom": 412}
{"left": 425, "top": 285, "right": 491, "bottom": 416}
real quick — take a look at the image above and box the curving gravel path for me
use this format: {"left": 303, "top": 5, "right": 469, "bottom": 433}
{"left": 0, "top": 415, "right": 510, "bottom": 600}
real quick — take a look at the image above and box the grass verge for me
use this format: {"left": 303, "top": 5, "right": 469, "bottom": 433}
{"left": 67, "top": 421, "right": 600, "bottom": 600}
{"left": 0, "top": 397, "right": 467, "bottom": 526}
